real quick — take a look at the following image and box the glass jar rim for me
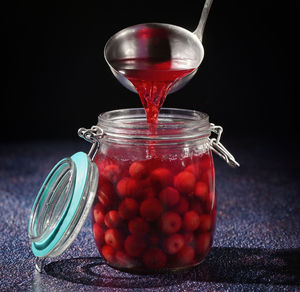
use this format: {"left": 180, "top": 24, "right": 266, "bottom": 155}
{"left": 97, "top": 108, "right": 210, "bottom": 143}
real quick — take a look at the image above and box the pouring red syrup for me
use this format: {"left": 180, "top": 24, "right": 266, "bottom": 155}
{"left": 91, "top": 58, "right": 216, "bottom": 273}
{"left": 110, "top": 58, "right": 195, "bottom": 126}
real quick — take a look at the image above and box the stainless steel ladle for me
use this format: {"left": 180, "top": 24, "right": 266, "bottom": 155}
{"left": 104, "top": 0, "right": 213, "bottom": 94}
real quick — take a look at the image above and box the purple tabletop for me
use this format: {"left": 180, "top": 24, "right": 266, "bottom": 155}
{"left": 0, "top": 138, "right": 299, "bottom": 291}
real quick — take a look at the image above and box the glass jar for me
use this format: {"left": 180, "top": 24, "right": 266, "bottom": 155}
{"left": 91, "top": 108, "right": 217, "bottom": 273}
{"left": 28, "top": 107, "right": 238, "bottom": 273}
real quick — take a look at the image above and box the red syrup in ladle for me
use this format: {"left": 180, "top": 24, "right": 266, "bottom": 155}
{"left": 111, "top": 58, "right": 195, "bottom": 130}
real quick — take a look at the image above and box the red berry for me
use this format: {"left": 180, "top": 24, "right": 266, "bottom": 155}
{"left": 116, "top": 177, "right": 129, "bottom": 197}
{"left": 104, "top": 228, "right": 124, "bottom": 250}
{"left": 103, "top": 164, "right": 121, "bottom": 183}
{"left": 128, "top": 217, "right": 150, "bottom": 235}
{"left": 159, "top": 187, "right": 180, "bottom": 207}
{"left": 195, "top": 232, "right": 211, "bottom": 255}
{"left": 185, "top": 163, "right": 202, "bottom": 179}
{"left": 116, "top": 177, "right": 141, "bottom": 197}
{"left": 194, "top": 181, "right": 209, "bottom": 200}
{"left": 104, "top": 210, "right": 122, "bottom": 228}
{"left": 163, "top": 233, "right": 184, "bottom": 255}
{"left": 118, "top": 198, "right": 139, "bottom": 220}
{"left": 143, "top": 248, "right": 166, "bottom": 269}
{"left": 159, "top": 212, "right": 182, "bottom": 234}
{"left": 97, "top": 180, "right": 114, "bottom": 207}
{"left": 93, "top": 223, "right": 104, "bottom": 245}
{"left": 125, "top": 235, "right": 147, "bottom": 257}
{"left": 183, "top": 210, "right": 200, "bottom": 231}
{"left": 140, "top": 198, "right": 163, "bottom": 222}
{"left": 129, "top": 162, "right": 148, "bottom": 179}
{"left": 150, "top": 168, "right": 173, "bottom": 188}
{"left": 198, "top": 214, "right": 212, "bottom": 232}
{"left": 172, "top": 196, "right": 189, "bottom": 214}
{"left": 174, "top": 245, "right": 195, "bottom": 265}
{"left": 183, "top": 232, "right": 194, "bottom": 245}
{"left": 93, "top": 203, "right": 105, "bottom": 225}
{"left": 101, "top": 245, "right": 115, "bottom": 263}
{"left": 115, "top": 251, "right": 136, "bottom": 268}
{"left": 174, "top": 171, "right": 196, "bottom": 194}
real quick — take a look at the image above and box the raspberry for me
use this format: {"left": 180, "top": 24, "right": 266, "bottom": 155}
{"left": 93, "top": 203, "right": 105, "bottom": 225}
{"left": 101, "top": 245, "right": 115, "bottom": 263}
{"left": 118, "top": 198, "right": 139, "bottom": 220}
{"left": 183, "top": 210, "right": 200, "bottom": 231}
{"left": 103, "top": 164, "right": 121, "bottom": 183}
{"left": 198, "top": 214, "right": 212, "bottom": 232}
{"left": 172, "top": 196, "right": 189, "bottom": 214}
{"left": 104, "top": 210, "right": 122, "bottom": 228}
{"left": 115, "top": 251, "right": 136, "bottom": 268}
{"left": 163, "top": 233, "right": 184, "bottom": 255}
{"left": 150, "top": 168, "right": 173, "bottom": 188}
{"left": 97, "top": 179, "right": 114, "bottom": 207}
{"left": 159, "top": 187, "right": 180, "bottom": 207}
{"left": 174, "top": 245, "right": 195, "bottom": 265}
{"left": 185, "top": 163, "right": 202, "bottom": 179}
{"left": 195, "top": 232, "right": 211, "bottom": 255}
{"left": 128, "top": 217, "right": 150, "bottom": 235}
{"left": 129, "top": 161, "right": 148, "bottom": 179}
{"left": 143, "top": 248, "right": 166, "bottom": 269}
{"left": 140, "top": 198, "right": 163, "bottom": 222}
{"left": 104, "top": 228, "right": 124, "bottom": 250}
{"left": 159, "top": 212, "right": 182, "bottom": 234}
{"left": 124, "top": 235, "right": 147, "bottom": 257}
{"left": 174, "top": 171, "right": 196, "bottom": 194}
{"left": 93, "top": 223, "right": 104, "bottom": 245}
{"left": 116, "top": 177, "right": 141, "bottom": 197}
{"left": 194, "top": 181, "right": 209, "bottom": 201}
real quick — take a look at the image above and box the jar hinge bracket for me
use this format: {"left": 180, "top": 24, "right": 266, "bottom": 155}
{"left": 35, "top": 257, "right": 46, "bottom": 273}
{"left": 78, "top": 126, "right": 104, "bottom": 161}
{"left": 209, "top": 123, "right": 240, "bottom": 168}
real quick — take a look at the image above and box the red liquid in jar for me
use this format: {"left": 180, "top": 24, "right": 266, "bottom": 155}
{"left": 111, "top": 58, "right": 195, "bottom": 126}
{"left": 92, "top": 151, "right": 216, "bottom": 273}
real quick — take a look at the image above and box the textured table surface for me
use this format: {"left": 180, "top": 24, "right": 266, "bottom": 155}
{"left": 0, "top": 138, "right": 299, "bottom": 291}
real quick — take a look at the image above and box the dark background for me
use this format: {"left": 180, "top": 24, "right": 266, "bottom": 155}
{"left": 1, "top": 0, "right": 297, "bottom": 141}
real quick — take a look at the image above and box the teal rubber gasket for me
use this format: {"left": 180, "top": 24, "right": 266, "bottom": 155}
{"left": 28, "top": 158, "right": 71, "bottom": 241}
{"left": 32, "top": 152, "right": 89, "bottom": 257}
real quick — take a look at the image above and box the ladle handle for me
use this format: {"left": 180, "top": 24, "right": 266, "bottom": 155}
{"left": 194, "top": 0, "right": 214, "bottom": 42}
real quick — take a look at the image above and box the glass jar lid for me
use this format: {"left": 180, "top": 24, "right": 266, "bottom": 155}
{"left": 28, "top": 152, "right": 98, "bottom": 259}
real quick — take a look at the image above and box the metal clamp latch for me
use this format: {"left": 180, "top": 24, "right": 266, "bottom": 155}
{"left": 209, "top": 123, "right": 240, "bottom": 168}
{"left": 78, "top": 126, "right": 104, "bottom": 160}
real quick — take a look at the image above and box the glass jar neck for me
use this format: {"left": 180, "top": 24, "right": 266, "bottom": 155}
{"left": 97, "top": 108, "right": 211, "bottom": 145}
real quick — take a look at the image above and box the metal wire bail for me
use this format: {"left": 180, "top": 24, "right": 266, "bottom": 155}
{"left": 78, "top": 126, "right": 104, "bottom": 161}
{"left": 35, "top": 257, "right": 46, "bottom": 273}
{"left": 209, "top": 123, "right": 240, "bottom": 168}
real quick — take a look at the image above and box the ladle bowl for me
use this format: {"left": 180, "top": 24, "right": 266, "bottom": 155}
{"left": 104, "top": 0, "right": 213, "bottom": 94}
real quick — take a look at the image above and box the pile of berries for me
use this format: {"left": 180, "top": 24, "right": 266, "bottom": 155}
{"left": 92, "top": 152, "right": 216, "bottom": 272}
